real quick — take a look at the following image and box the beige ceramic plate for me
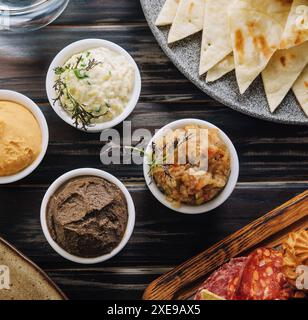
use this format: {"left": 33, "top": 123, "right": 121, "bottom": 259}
{"left": 0, "top": 237, "right": 66, "bottom": 300}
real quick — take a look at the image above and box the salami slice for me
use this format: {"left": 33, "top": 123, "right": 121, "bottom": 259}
{"left": 236, "top": 248, "right": 293, "bottom": 300}
{"left": 195, "top": 257, "right": 248, "bottom": 300}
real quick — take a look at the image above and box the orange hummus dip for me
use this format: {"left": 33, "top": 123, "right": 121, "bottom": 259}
{"left": 0, "top": 101, "right": 42, "bottom": 176}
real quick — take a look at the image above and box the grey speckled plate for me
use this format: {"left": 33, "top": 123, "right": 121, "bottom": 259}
{"left": 140, "top": 0, "right": 308, "bottom": 125}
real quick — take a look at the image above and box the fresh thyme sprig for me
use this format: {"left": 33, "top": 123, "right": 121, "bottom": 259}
{"left": 100, "top": 132, "right": 194, "bottom": 183}
{"left": 86, "top": 58, "right": 101, "bottom": 71}
{"left": 53, "top": 54, "right": 107, "bottom": 129}
{"left": 148, "top": 132, "right": 194, "bottom": 179}
{"left": 126, "top": 132, "right": 194, "bottom": 182}
{"left": 53, "top": 79, "right": 105, "bottom": 130}
{"left": 55, "top": 55, "right": 101, "bottom": 79}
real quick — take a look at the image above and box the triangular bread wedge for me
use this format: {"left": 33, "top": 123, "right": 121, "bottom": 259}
{"left": 155, "top": 0, "right": 180, "bottom": 26}
{"left": 293, "top": 66, "right": 308, "bottom": 116}
{"left": 280, "top": 0, "right": 308, "bottom": 49}
{"left": 229, "top": 0, "right": 292, "bottom": 94}
{"left": 206, "top": 54, "right": 235, "bottom": 83}
{"left": 199, "top": 0, "right": 233, "bottom": 76}
{"left": 262, "top": 42, "right": 308, "bottom": 113}
{"left": 168, "top": 0, "right": 205, "bottom": 44}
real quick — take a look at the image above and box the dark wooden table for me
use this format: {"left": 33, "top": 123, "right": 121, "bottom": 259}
{"left": 0, "top": 0, "right": 308, "bottom": 300}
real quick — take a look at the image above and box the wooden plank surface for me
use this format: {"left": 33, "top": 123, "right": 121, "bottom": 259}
{"left": 0, "top": 0, "right": 308, "bottom": 300}
{"left": 143, "top": 191, "right": 308, "bottom": 300}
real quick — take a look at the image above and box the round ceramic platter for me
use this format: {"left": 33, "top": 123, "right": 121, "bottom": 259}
{"left": 140, "top": 0, "right": 308, "bottom": 125}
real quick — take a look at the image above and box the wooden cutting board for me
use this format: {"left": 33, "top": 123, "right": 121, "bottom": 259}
{"left": 143, "top": 190, "right": 308, "bottom": 300}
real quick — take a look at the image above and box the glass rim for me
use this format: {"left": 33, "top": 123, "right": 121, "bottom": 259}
{"left": 0, "top": 0, "right": 63, "bottom": 13}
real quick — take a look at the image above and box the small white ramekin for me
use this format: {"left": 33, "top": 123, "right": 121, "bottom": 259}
{"left": 0, "top": 90, "right": 49, "bottom": 185}
{"left": 46, "top": 38, "right": 141, "bottom": 133}
{"left": 40, "top": 168, "right": 135, "bottom": 264}
{"left": 143, "top": 119, "right": 239, "bottom": 214}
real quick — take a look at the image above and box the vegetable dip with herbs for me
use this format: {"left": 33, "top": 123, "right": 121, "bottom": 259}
{"left": 54, "top": 47, "right": 135, "bottom": 129}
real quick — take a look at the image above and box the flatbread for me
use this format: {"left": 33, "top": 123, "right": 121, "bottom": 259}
{"left": 168, "top": 0, "right": 205, "bottom": 44}
{"left": 199, "top": 0, "right": 233, "bottom": 76}
{"left": 206, "top": 54, "right": 235, "bottom": 83}
{"left": 262, "top": 42, "right": 308, "bottom": 113}
{"left": 229, "top": 0, "right": 293, "bottom": 94}
{"left": 280, "top": 0, "right": 308, "bottom": 49}
{"left": 155, "top": 0, "right": 180, "bottom": 26}
{"left": 293, "top": 65, "right": 308, "bottom": 116}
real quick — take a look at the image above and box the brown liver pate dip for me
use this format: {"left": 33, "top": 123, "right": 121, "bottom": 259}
{"left": 46, "top": 176, "right": 128, "bottom": 258}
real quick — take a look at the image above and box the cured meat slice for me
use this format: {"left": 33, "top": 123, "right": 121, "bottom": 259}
{"left": 195, "top": 257, "right": 248, "bottom": 300}
{"left": 236, "top": 248, "right": 293, "bottom": 300}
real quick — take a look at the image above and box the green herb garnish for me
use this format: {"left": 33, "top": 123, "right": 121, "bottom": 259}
{"left": 53, "top": 79, "right": 105, "bottom": 130}
{"left": 74, "top": 69, "right": 89, "bottom": 79}
{"left": 54, "top": 67, "right": 65, "bottom": 75}
{"left": 72, "top": 57, "right": 101, "bottom": 79}
{"left": 147, "top": 132, "right": 194, "bottom": 181}
{"left": 56, "top": 55, "right": 101, "bottom": 80}
{"left": 53, "top": 54, "right": 105, "bottom": 129}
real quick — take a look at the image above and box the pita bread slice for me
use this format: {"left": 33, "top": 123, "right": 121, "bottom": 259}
{"left": 293, "top": 65, "right": 308, "bottom": 116}
{"left": 206, "top": 54, "right": 235, "bottom": 83}
{"left": 168, "top": 0, "right": 205, "bottom": 44}
{"left": 155, "top": 0, "right": 180, "bottom": 26}
{"left": 262, "top": 41, "right": 308, "bottom": 113}
{"left": 199, "top": 0, "right": 234, "bottom": 76}
{"left": 229, "top": 0, "right": 292, "bottom": 94}
{"left": 280, "top": 0, "right": 308, "bottom": 49}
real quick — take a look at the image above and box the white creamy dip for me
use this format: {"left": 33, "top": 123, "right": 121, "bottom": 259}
{"left": 55, "top": 47, "right": 135, "bottom": 126}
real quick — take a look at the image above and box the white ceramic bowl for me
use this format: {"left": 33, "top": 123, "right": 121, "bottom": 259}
{"left": 0, "top": 90, "right": 49, "bottom": 184}
{"left": 46, "top": 38, "right": 141, "bottom": 133}
{"left": 40, "top": 168, "right": 135, "bottom": 264}
{"left": 143, "top": 119, "right": 239, "bottom": 214}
